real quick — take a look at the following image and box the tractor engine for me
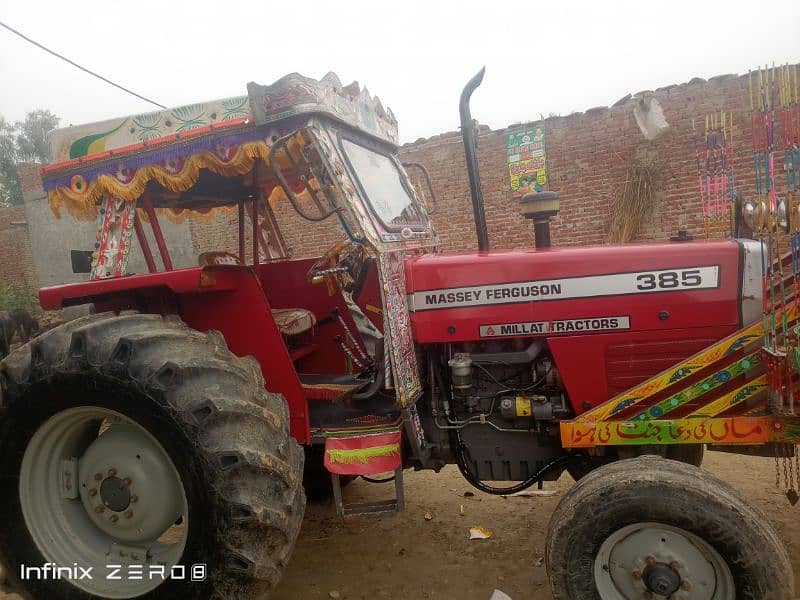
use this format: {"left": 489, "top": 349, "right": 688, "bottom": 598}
{"left": 437, "top": 340, "right": 571, "bottom": 482}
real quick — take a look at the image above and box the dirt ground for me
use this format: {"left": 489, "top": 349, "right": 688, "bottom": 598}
{"left": 1, "top": 452, "right": 797, "bottom": 599}
{"left": 273, "top": 452, "right": 799, "bottom": 600}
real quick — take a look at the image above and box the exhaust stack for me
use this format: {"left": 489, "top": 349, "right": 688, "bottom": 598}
{"left": 459, "top": 67, "right": 490, "bottom": 252}
{"left": 520, "top": 191, "right": 560, "bottom": 249}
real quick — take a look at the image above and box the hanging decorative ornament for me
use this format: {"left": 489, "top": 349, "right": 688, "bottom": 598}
{"left": 692, "top": 109, "right": 735, "bottom": 239}
{"left": 69, "top": 173, "right": 88, "bottom": 195}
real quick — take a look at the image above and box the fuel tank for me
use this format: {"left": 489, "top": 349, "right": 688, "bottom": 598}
{"left": 405, "top": 239, "right": 762, "bottom": 412}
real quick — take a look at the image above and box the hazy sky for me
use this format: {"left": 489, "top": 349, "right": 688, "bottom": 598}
{"left": 2, "top": 1, "right": 799, "bottom": 144}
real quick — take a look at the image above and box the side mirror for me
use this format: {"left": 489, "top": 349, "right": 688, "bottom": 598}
{"left": 71, "top": 250, "right": 94, "bottom": 274}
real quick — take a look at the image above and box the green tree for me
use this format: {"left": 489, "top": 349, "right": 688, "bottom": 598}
{"left": 0, "top": 116, "right": 20, "bottom": 207}
{"left": 0, "top": 110, "right": 59, "bottom": 207}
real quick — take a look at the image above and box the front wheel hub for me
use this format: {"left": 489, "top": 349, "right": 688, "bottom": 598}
{"left": 594, "top": 522, "right": 735, "bottom": 599}
{"left": 99, "top": 476, "right": 131, "bottom": 513}
{"left": 643, "top": 561, "right": 682, "bottom": 595}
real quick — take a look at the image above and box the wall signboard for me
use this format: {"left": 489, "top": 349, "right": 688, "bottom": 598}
{"left": 506, "top": 127, "right": 546, "bottom": 195}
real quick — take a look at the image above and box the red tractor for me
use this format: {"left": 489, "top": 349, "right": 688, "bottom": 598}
{"left": 0, "top": 69, "right": 795, "bottom": 599}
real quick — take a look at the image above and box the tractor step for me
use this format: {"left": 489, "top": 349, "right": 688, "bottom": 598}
{"left": 331, "top": 468, "right": 405, "bottom": 520}
{"left": 323, "top": 430, "right": 404, "bottom": 520}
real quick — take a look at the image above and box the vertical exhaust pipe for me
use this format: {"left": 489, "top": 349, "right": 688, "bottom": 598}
{"left": 459, "top": 67, "right": 490, "bottom": 252}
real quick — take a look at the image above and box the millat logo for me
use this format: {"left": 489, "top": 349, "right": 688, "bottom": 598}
{"left": 479, "top": 317, "right": 631, "bottom": 338}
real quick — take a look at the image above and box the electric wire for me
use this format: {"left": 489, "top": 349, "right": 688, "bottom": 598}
{"left": 0, "top": 20, "right": 166, "bottom": 109}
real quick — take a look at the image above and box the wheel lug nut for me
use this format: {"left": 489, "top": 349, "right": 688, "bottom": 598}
{"left": 632, "top": 570, "right": 642, "bottom": 580}
{"left": 124, "top": 511, "right": 133, "bottom": 519}
{"left": 110, "top": 514, "right": 119, "bottom": 523}
{"left": 669, "top": 561, "right": 681, "bottom": 571}
{"left": 94, "top": 506, "right": 105, "bottom": 514}
{"left": 122, "top": 477, "right": 132, "bottom": 486}
{"left": 131, "top": 495, "right": 139, "bottom": 503}
{"left": 681, "top": 581, "right": 692, "bottom": 591}
{"left": 645, "top": 556, "right": 656, "bottom": 566}
{"left": 644, "top": 592, "right": 653, "bottom": 600}
{"left": 94, "top": 473, "right": 102, "bottom": 481}
{"left": 108, "top": 468, "right": 117, "bottom": 476}
{"left": 88, "top": 488, "right": 97, "bottom": 497}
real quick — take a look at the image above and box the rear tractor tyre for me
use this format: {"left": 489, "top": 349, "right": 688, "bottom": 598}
{"left": 0, "top": 312, "right": 305, "bottom": 599}
{"left": 547, "top": 456, "right": 794, "bottom": 600}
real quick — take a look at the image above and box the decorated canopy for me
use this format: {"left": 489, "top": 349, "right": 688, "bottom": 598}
{"left": 42, "top": 72, "right": 398, "bottom": 220}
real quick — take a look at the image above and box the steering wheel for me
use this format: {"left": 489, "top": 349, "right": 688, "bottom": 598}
{"left": 306, "top": 240, "right": 360, "bottom": 284}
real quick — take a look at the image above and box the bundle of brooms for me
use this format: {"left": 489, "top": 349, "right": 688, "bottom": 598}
{"left": 607, "top": 157, "right": 664, "bottom": 244}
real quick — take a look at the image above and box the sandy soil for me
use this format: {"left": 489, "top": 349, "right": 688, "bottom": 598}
{"left": 273, "top": 452, "right": 799, "bottom": 600}
{"left": 1, "top": 452, "right": 798, "bottom": 599}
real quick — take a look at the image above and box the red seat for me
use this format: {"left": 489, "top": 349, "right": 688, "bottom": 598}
{"left": 272, "top": 307, "right": 316, "bottom": 336}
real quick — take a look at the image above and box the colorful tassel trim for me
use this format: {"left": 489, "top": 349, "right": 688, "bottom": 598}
{"left": 47, "top": 141, "right": 270, "bottom": 219}
{"left": 326, "top": 444, "right": 400, "bottom": 465}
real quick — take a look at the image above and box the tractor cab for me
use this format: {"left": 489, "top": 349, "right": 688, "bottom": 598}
{"left": 39, "top": 72, "right": 438, "bottom": 453}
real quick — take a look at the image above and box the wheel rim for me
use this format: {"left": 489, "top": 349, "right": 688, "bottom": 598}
{"left": 594, "top": 522, "right": 735, "bottom": 600}
{"left": 19, "top": 406, "right": 189, "bottom": 598}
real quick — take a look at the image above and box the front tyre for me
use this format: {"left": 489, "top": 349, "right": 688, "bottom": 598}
{"left": 546, "top": 456, "right": 794, "bottom": 600}
{"left": 0, "top": 313, "right": 305, "bottom": 599}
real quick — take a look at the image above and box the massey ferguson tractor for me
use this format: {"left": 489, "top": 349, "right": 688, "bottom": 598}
{"left": 0, "top": 68, "right": 797, "bottom": 599}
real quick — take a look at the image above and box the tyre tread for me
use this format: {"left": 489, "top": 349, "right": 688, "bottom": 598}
{"left": 0, "top": 313, "right": 305, "bottom": 599}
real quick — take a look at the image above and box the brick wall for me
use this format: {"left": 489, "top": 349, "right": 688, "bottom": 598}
{"left": 187, "top": 210, "right": 240, "bottom": 256}
{"left": 269, "top": 190, "right": 346, "bottom": 258}
{"left": 188, "top": 190, "right": 345, "bottom": 260}
{"left": 397, "top": 69, "right": 793, "bottom": 252}
{"left": 0, "top": 203, "right": 37, "bottom": 291}
{"left": 17, "top": 163, "right": 42, "bottom": 203}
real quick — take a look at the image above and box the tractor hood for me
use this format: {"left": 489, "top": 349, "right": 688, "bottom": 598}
{"left": 404, "top": 239, "right": 761, "bottom": 344}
